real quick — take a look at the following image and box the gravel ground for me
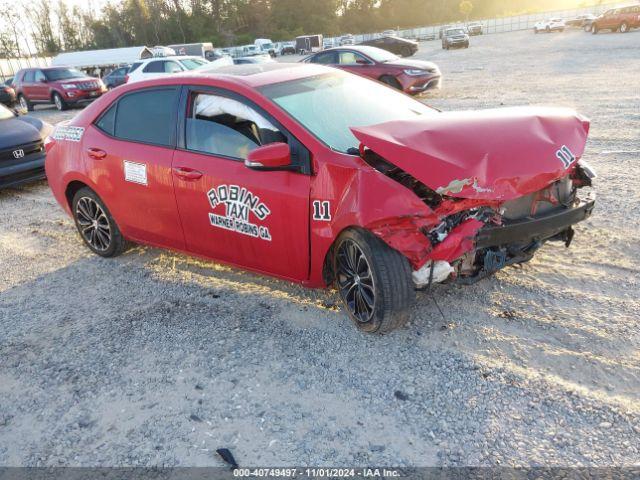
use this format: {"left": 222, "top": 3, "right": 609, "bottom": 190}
{"left": 1, "top": 29, "right": 639, "bottom": 468}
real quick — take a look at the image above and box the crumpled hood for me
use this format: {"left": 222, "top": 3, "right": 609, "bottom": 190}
{"left": 351, "top": 106, "right": 590, "bottom": 200}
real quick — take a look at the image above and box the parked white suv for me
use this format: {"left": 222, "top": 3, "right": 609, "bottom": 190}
{"left": 534, "top": 18, "right": 566, "bottom": 33}
{"left": 126, "top": 55, "right": 231, "bottom": 83}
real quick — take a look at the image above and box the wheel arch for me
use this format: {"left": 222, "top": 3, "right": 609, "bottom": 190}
{"left": 65, "top": 180, "right": 90, "bottom": 210}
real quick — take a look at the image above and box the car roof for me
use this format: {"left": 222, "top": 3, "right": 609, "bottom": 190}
{"left": 136, "top": 63, "right": 332, "bottom": 89}
{"left": 321, "top": 45, "right": 391, "bottom": 56}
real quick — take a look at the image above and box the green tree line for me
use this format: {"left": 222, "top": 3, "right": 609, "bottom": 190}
{"left": 1, "top": 0, "right": 602, "bottom": 56}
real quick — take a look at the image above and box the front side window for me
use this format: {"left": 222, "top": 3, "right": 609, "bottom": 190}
{"left": 179, "top": 58, "right": 207, "bottom": 70}
{"left": 96, "top": 88, "right": 178, "bottom": 146}
{"left": 34, "top": 70, "right": 46, "bottom": 82}
{"left": 164, "top": 61, "right": 183, "bottom": 73}
{"left": 185, "top": 93, "right": 285, "bottom": 160}
{"left": 260, "top": 72, "right": 435, "bottom": 153}
{"left": 338, "top": 51, "right": 370, "bottom": 65}
{"left": 24, "top": 71, "right": 35, "bottom": 82}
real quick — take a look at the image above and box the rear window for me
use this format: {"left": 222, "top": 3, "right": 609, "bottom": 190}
{"left": 95, "top": 88, "right": 178, "bottom": 146}
{"left": 128, "top": 62, "right": 143, "bottom": 73}
{"left": 143, "top": 61, "right": 164, "bottom": 73}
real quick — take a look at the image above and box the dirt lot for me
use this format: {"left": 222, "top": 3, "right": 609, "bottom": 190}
{"left": 1, "top": 29, "right": 639, "bottom": 467}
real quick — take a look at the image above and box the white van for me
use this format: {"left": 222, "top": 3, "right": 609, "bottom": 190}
{"left": 254, "top": 38, "right": 276, "bottom": 57}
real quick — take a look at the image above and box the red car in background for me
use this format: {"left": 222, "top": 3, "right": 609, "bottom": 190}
{"left": 13, "top": 67, "right": 106, "bottom": 111}
{"left": 592, "top": 5, "right": 640, "bottom": 33}
{"left": 45, "top": 64, "right": 595, "bottom": 333}
{"left": 302, "top": 45, "right": 441, "bottom": 94}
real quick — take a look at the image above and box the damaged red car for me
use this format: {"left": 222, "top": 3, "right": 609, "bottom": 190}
{"left": 45, "top": 64, "right": 596, "bottom": 333}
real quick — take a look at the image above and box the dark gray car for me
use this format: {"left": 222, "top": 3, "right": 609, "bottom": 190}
{"left": 0, "top": 104, "right": 52, "bottom": 189}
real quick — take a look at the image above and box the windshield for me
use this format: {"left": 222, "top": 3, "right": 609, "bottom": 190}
{"left": 446, "top": 29, "right": 465, "bottom": 36}
{"left": 362, "top": 47, "right": 399, "bottom": 62}
{"left": 261, "top": 43, "right": 274, "bottom": 49}
{"left": 179, "top": 58, "right": 207, "bottom": 70}
{"left": 44, "top": 68, "right": 85, "bottom": 81}
{"left": 260, "top": 72, "right": 436, "bottom": 153}
{"left": 0, "top": 104, "right": 14, "bottom": 120}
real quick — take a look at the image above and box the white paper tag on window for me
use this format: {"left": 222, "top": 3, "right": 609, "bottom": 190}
{"left": 124, "top": 160, "right": 148, "bottom": 185}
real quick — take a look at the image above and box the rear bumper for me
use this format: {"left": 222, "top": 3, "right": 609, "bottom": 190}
{"left": 476, "top": 196, "right": 596, "bottom": 249}
{"left": 0, "top": 153, "right": 46, "bottom": 189}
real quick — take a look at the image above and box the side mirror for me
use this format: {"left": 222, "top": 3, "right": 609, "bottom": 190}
{"left": 355, "top": 58, "right": 369, "bottom": 65}
{"left": 245, "top": 142, "right": 294, "bottom": 171}
{"left": 39, "top": 78, "right": 48, "bottom": 83}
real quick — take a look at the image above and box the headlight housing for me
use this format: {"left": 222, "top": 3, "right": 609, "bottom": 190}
{"left": 61, "top": 84, "right": 77, "bottom": 90}
{"left": 404, "top": 69, "right": 428, "bottom": 76}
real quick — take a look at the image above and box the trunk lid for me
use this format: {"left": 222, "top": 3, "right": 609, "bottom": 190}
{"left": 351, "top": 106, "right": 590, "bottom": 200}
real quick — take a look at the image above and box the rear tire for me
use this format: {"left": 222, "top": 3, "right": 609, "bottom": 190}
{"left": 592, "top": 24, "right": 599, "bottom": 34}
{"left": 52, "top": 92, "right": 68, "bottom": 111}
{"left": 401, "top": 46, "right": 412, "bottom": 57}
{"left": 18, "top": 94, "right": 33, "bottom": 112}
{"left": 72, "top": 187, "right": 128, "bottom": 258}
{"left": 546, "top": 26, "right": 551, "bottom": 32}
{"left": 379, "top": 75, "right": 403, "bottom": 91}
{"left": 620, "top": 22, "right": 629, "bottom": 33}
{"left": 333, "top": 229, "right": 414, "bottom": 334}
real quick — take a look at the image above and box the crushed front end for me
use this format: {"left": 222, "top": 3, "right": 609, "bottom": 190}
{"left": 353, "top": 107, "right": 596, "bottom": 287}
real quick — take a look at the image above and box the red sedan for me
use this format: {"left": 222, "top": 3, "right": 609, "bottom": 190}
{"left": 302, "top": 45, "right": 441, "bottom": 94}
{"left": 45, "top": 64, "right": 595, "bottom": 333}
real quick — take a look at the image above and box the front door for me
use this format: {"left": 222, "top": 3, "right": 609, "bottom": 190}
{"left": 335, "top": 50, "right": 377, "bottom": 81}
{"left": 172, "top": 89, "right": 311, "bottom": 281}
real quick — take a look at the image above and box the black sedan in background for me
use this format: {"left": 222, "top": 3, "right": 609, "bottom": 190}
{"left": 359, "top": 35, "right": 418, "bottom": 57}
{"left": 0, "top": 104, "right": 52, "bottom": 189}
{"left": 1, "top": 79, "right": 16, "bottom": 107}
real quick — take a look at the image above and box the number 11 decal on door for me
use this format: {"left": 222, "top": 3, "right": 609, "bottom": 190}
{"left": 312, "top": 200, "right": 331, "bottom": 221}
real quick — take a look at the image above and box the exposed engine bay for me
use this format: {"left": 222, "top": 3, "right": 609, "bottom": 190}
{"left": 362, "top": 148, "right": 596, "bottom": 286}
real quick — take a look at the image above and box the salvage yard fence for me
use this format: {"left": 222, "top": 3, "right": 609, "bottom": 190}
{"left": 0, "top": 2, "right": 623, "bottom": 83}
{"left": 326, "top": 4, "right": 619, "bottom": 44}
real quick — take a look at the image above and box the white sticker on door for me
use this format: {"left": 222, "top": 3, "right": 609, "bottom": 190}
{"left": 123, "top": 160, "right": 148, "bottom": 185}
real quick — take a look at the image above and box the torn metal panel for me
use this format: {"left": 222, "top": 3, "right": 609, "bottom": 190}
{"left": 350, "top": 106, "right": 590, "bottom": 201}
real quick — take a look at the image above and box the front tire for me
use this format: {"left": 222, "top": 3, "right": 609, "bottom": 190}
{"left": 333, "top": 229, "right": 414, "bottom": 334}
{"left": 592, "top": 24, "right": 599, "bottom": 34}
{"left": 620, "top": 22, "right": 629, "bottom": 33}
{"left": 401, "top": 46, "right": 412, "bottom": 57}
{"left": 72, "top": 187, "right": 127, "bottom": 257}
{"left": 379, "top": 75, "right": 403, "bottom": 91}
{"left": 52, "top": 92, "right": 68, "bottom": 111}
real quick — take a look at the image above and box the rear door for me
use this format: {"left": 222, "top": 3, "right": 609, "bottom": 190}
{"left": 33, "top": 70, "right": 49, "bottom": 101}
{"left": 171, "top": 87, "right": 311, "bottom": 280}
{"left": 84, "top": 87, "right": 185, "bottom": 249}
{"left": 21, "top": 70, "right": 37, "bottom": 100}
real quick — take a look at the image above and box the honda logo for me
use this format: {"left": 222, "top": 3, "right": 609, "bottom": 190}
{"left": 12, "top": 149, "right": 25, "bottom": 159}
